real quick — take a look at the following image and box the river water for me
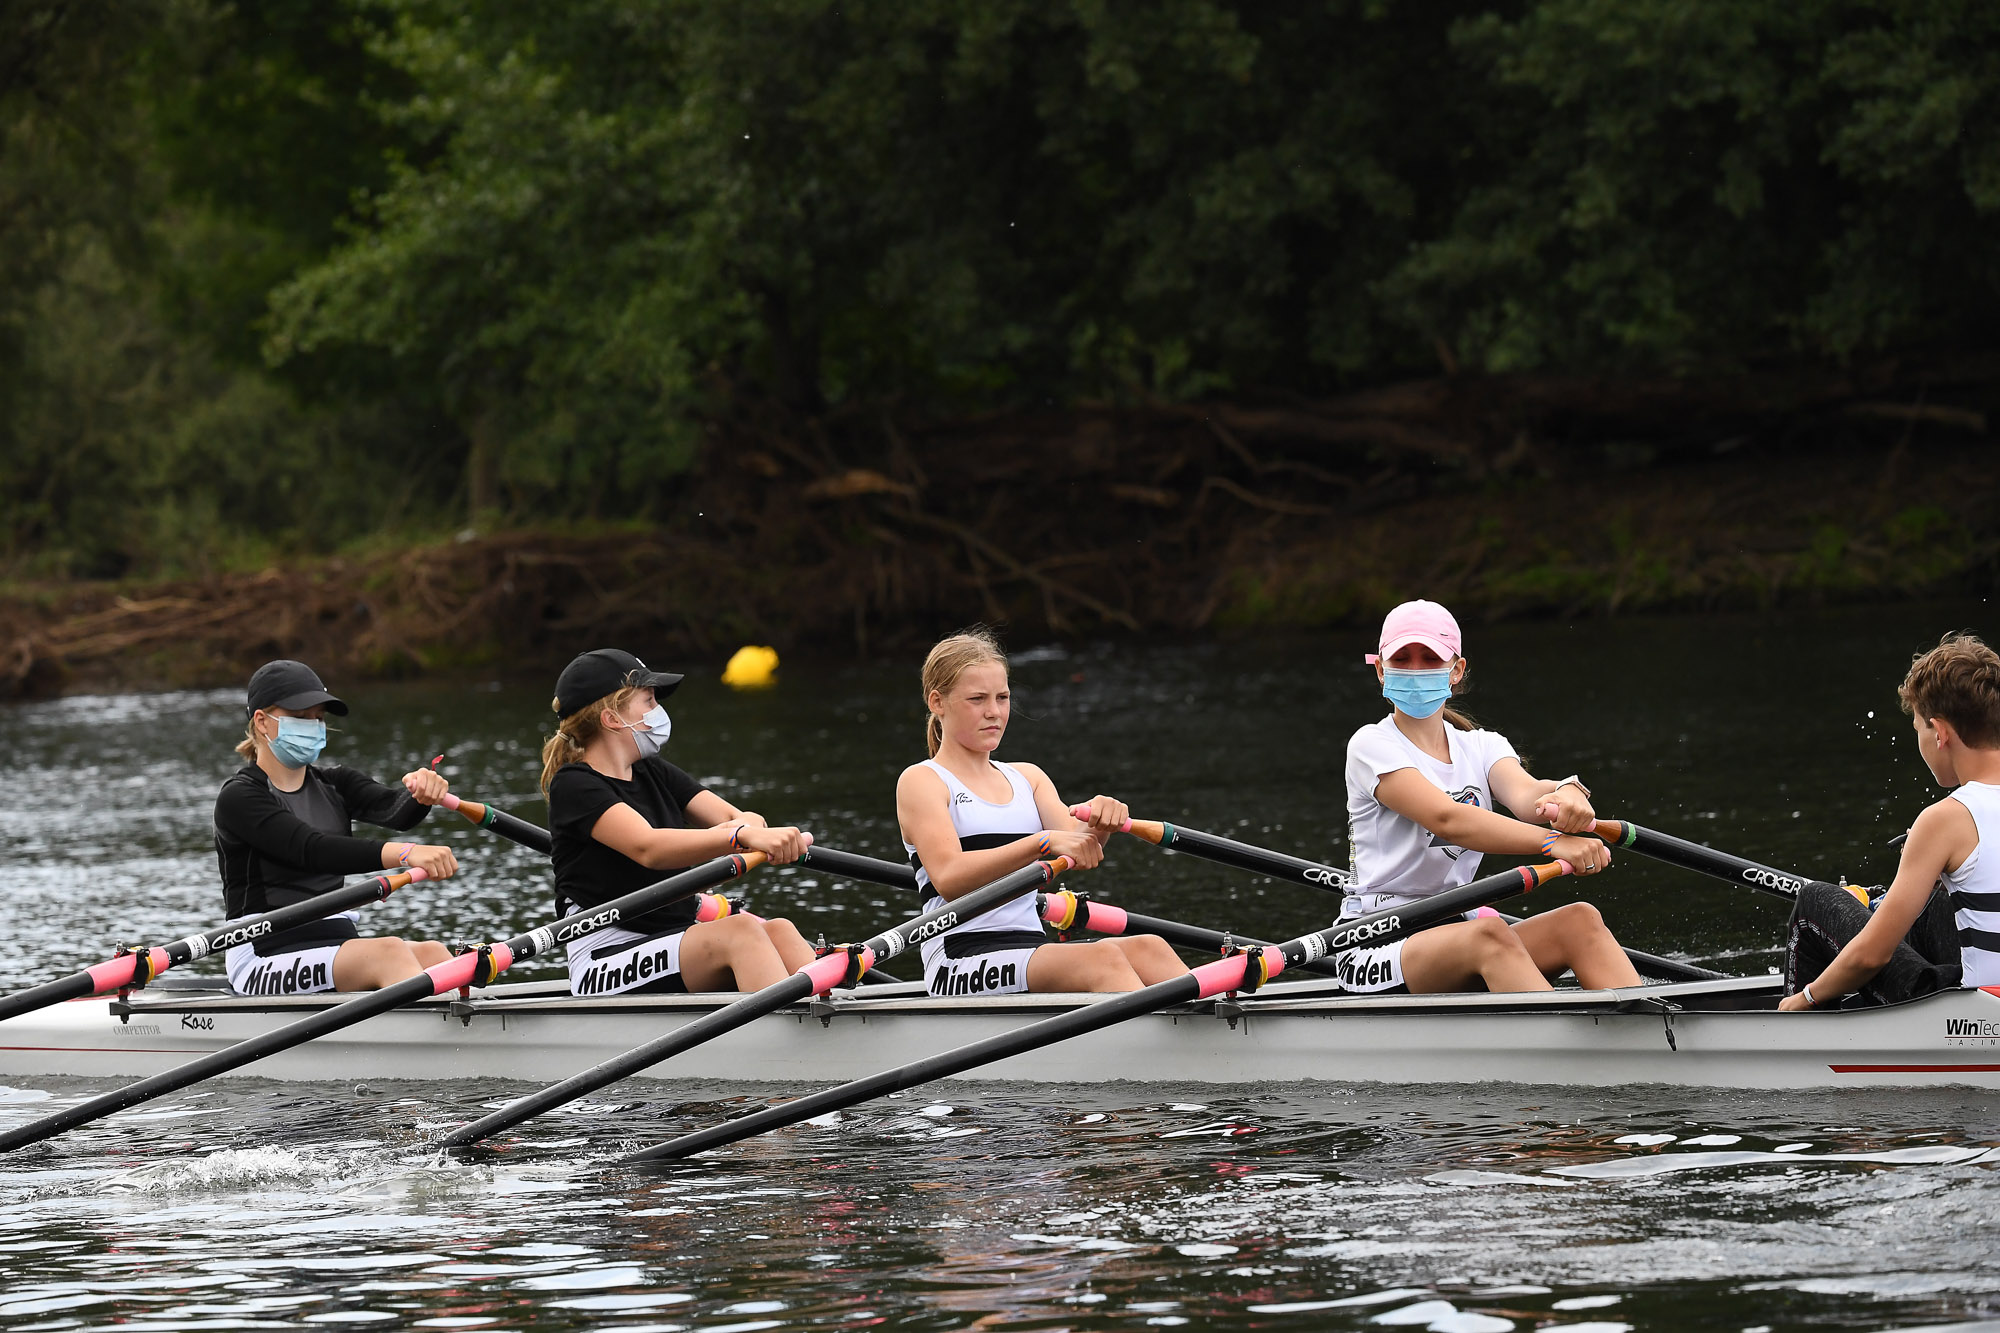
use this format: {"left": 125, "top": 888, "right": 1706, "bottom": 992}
{"left": 1, "top": 602, "right": 1996, "bottom": 1331}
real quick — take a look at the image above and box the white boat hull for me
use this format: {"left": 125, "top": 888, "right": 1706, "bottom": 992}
{"left": 4, "top": 977, "right": 1999, "bottom": 1090}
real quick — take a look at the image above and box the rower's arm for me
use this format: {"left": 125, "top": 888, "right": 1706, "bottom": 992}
{"left": 896, "top": 765, "right": 1047, "bottom": 899}
{"left": 1779, "top": 800, "right": 1972, "bottom": 1009}
{"left": 1376, "top": 767, "right": 1592, "bottom": 860}
{"left": 590, "top": 801, "right": 742, "bottom": 868}
{"left": 1489, "top": 757, "right": 1595, "bottom": 833}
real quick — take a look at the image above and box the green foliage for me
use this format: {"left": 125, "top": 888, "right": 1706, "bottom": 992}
{"left": 5, "top": 0, "right": 2000, "bottom": 574}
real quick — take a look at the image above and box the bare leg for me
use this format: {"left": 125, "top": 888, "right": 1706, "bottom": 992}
{"left": 1105, "top": 935, "right": 1188, "bottom": 985}
{"left": 331, "top": 937, "right": 426, "bottom": 991}
{"left": 680, "top": 915, "right": 790, "bottom": 992}
{"left": 1399, "top": 917, "right": 1552, "bottom": 994}
{"left": 758, "top": 917, "right": 816, "bottom": 971}
{"left": 1511, "top": 902, "right": 1642, "bottom": 988}
{"left": 411, "top": 941, "right": 452, "bottom": 969}
{"left": 1026, "top": 939, "right": 1145, "bottom": 992}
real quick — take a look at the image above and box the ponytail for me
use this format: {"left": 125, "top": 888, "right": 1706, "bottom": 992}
{"left": 920, "top": 627, "right": 1007, "bottom": 758}
{"left": 234, "top": 717, "right": 260, "bottom": 761}
{"left": 539, "top": 686, "right": 639, "bottom": 795}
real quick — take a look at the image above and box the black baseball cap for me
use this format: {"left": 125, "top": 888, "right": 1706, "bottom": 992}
{"left": 554, "top": 649, "right": 683, "bottom": 720}
{"left": 246, "top": 660, "right": 349, "bottom": 716}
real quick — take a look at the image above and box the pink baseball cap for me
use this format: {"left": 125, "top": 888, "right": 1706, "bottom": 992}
{"left": 1365, "top": 599, "right": 1461, "bottom": 665}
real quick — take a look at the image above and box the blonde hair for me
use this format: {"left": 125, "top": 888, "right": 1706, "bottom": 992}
{"left": 540, "top": 685, "right": 641, "bottom": 795}
{"left": 235, "top": 717, "right": 261, "bottom": 761}
{"left": 921, "top": 628, "right": 1007, "bottom": 758}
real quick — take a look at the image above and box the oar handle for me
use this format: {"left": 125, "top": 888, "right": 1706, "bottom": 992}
{"left": 440, "top": 792, "right": 553, "bottom": 856}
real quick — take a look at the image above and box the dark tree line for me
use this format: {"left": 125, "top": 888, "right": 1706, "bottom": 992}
{"left": 4, "top": 0, "right": 1996, "bottom": 577}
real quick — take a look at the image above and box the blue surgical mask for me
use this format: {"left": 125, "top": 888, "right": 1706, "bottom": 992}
{"left": 268, "top": 716, "right": 327, "bottom": 767}
{"left": 1382, "top": 667, "right": 1454, "bottom": 719}
{"left": 624, "top": 704, "right": 671, "bottom": 760}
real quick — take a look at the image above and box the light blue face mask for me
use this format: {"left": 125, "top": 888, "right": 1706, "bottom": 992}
{"left": 1382, "top": 667, "right": 1454, "bottom": 719}
{"left": 269, "top": 716, "right": 327, "bottom": 767}
{"left": 624, "top": 704, "right": 672, "bottom": 760}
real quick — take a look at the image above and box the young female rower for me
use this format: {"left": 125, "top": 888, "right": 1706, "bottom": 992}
{"left": 1780, "top": 633, "right": 2000, "bottom": 1010}
{"left": 542, "top": 648, "right": 814, "bottom": 995}
{"left": 1339, "top": 600, "right": 1642, "bottom": 995}
{"left": 897, "top": 629, "right": 1187, "bottom": 996}
{"left": 213, "top": 659, "right": 458, "bottom": 995}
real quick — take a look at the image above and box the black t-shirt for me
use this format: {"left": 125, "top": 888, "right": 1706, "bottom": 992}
{"left": 213, "top": 763, "right": 429, "bottom": 931}
{"left": 547, "top": 758, "right": 710, "bottom": 935}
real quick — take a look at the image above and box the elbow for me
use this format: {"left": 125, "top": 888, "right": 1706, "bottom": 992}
{"left": 1854, "top": 943, "right": 1895, "bottom": 974}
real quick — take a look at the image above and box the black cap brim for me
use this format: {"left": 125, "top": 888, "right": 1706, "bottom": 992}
{"left": 632, "top": 670, "right": 683, "bottom": 698}
{"left": 268, "top": 689, "right": 349, "bottom": 716}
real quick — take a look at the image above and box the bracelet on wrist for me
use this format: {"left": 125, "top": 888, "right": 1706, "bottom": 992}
{"left": 1035, "top": 833, "right": 1052, "bottom": 858}
{"left": 398, "top": 843, "right": 412, "bottom": 866}
{"left": 1802, "top": 982, "right": 1821, "bottom": 1009}
{"left": 729, "top": 823, "right": 747, "bottom": 851}
{"left": 1538, "top": 832, "right": 1560, "bottom": 857}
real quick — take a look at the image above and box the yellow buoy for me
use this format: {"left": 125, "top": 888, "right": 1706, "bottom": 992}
{"left": 721, "top": 645, "right": 779, "bottom": 690}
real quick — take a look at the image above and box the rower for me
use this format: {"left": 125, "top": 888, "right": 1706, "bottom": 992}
{"left": 1337, "top": 600, "right": 1641, "bottom": 995}
{"left": 541, "top": 649, "right": 813, "bottom": 994}
{"left": 896, "top": 629, "right": 1186, "bottom": 995}
{"left": 214, "top": 660, "right": 458, "bottom": 994}
{"left": 1781, "top": 632, "right": 2000, "bottom": 1010}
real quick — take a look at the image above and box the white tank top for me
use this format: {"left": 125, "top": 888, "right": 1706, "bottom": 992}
{"left": 902, "top": 759, "right": 1048, "bottom": 972}
{"left": 1944, "top": 781, "right": 2000, "bottom": 988}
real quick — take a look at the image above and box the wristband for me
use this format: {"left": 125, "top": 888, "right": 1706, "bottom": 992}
{"left": 398, "top": 843, "right": 412, "bottom": 866}
{"left": 1035, "top": 833, "right": 1053, "bottom": 858}
{"left": 1802, "top": 982, "right": 1821, "bottom": 1009}
{"left": 1538, "top": 832, "right": 1560, "bottom": 857}
{"left": 729, "top": 823, "right": 747, "bottom": 851}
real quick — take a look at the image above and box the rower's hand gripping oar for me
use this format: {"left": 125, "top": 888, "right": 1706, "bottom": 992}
{"left": 439, "top": 853, "right": 1073, "bottom": 1148}
{"left": 1078, "top": 807, "right": 1718, "bottom": 984}
{"left": 0, "top": 868, "right": 433, "bottom": 1026}
{"left": 632, "top": 857, "right": 1577, "bottom": 1163}
{"left": 0, "top": 848, "right": 786, "bottom": 1155}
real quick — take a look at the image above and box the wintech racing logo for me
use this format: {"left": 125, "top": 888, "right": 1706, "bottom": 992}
{"left": 1945, "top": 1017, "right": 2000, "bottom": 1044}
{"left": 1426, "top": 786, "right": 1484, "bottom": 860}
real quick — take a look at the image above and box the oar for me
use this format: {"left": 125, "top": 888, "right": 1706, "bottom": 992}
{"left": 1586, "top": 818, "right": 1811, "bottom": 901}
{"left": 631, "top": 857, "right": 1576, "bottom": 1163}
{"left": 439, "top": 793, "right": 551, "bottom": 855}
{"left": 0, "top": 852, "right": 775, "bottom": 1154}
{"left": 437, "top": 794, "right": 919, "bottom": 894}
{"left": 0, "top": 869, "right": 432, "bottom": 1025}
{"left": 1038, "top": 890, "right": 1344, "bottom": 980}
{"left": 1083, "top": 808, "right": 1715, "bottom": 984}
{"left": 438, "top": 854, "right": 1074, "bottom": 1148}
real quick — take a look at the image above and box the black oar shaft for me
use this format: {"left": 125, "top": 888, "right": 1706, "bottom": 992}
{"left": 1596, "top": 819, "right": 1809, "bottom": 900}
{"left": 444, "top": 795, "right": 551, "bottom": 855}
{"left": 439, "top": 857, "right": 1064, "bottom": 1147}
{"left": 1053, "top": 897, "right": 1345, "bottom": 980}
{"left": 632, "top": 860, "right": 1569, "bottom": 1163}
{"left": 1127, "top": 819, "right": 1346, "bottom": 895}
{"left": 0, "top": 870, "right": 426, "bottom": 1025}
{"left": 0, "top": 855, "right": 762, "bottom": 1154}
{"left": 798, "top": 846, "right": 916, "bottom": 889}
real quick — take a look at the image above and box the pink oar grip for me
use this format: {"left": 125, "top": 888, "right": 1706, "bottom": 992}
{"left": 1191, "top": 951, "right": 1254, "bottom": 1001}
{"left": 1067, "top": 804, "right": 1133, "bottom": 832}
{"left": 83, "top": 948, "right": 172, "bottom": 995}
{"left": 1081, "top": 901, "right": 1129, "bottom": 935}
{"left": 440, "top": 793, "right": 462, "bottom": 811}
{"left": 798, "top": 948, "right": 870, "bottom": 994}
{"left": 425, "top": 942, "right": 515, "bottom": 993}
{"left": 694, "top": 893, "right": 733, "bottom": 923}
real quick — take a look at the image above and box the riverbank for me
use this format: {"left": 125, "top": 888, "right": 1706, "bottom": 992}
{"left": 4, "top": 423, "right": 1992, "bottom": 700}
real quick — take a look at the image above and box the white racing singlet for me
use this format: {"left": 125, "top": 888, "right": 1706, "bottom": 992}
{"left": 902, "top": 759, "right": 1048, "bottom": 984}
{"left": 1945, "top": 780, "right": 2000, "bottom": 988}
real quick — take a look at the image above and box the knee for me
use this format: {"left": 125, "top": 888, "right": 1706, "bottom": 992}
{"left": 413, "top": 941, "right": 451, "bottom": 967}
{"left": 1468, "top": 917, "right": 1529, "bottom": 963}
{"left": 1555, "top": 901, "right": 1606, "bottom": 933}
{"left": 1085, "top": 941, "right": 1141, "bottom": 988}
{"left": 761, "top": 917, "right": 805, "bottom": 942}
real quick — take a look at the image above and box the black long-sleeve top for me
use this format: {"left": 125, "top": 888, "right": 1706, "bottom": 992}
{"left": 214, "top": 763, "right": 430, "bottom": 919}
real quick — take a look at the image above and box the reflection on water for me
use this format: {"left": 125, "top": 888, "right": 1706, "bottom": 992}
{"left": 2, "top": 601, "right": 1998, "bottom": 1328}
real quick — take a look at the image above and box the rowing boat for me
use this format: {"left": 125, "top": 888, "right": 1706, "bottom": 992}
{"left": 4, "top": 974, "right": 1999, "bottom": 1090}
